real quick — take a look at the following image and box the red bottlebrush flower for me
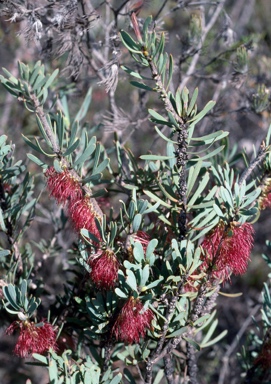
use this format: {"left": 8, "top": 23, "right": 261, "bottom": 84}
{"left": 260, "top": 192, "right": 271, "bottom": 210}
{"left": 45, "top": 166, "right": 83, "bottom": 204}
{"left": 68, "top": 196, "right": 101, "bottom": 241}
{"left": 89, "top": 249, "right": 119, "bottom": 289}
{"left": 6, "top": 320, "right": 57, "bottom": 358}
{"left": 112, "top": 297, "right": 153, "bottom": 344}
{"left": 253, "top": 339, "right": 271, "bottom": 369}
{"left": 201, "top": 222, "right": 254, "bottom": 280}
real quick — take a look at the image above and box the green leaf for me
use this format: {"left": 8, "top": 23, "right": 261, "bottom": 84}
{"left": 148, "top": 109, "right": 168, "bottom": 122}
{"left": 27, "top": 153, "right": 47, "bottom": 168}
{"left": 154, "top": 126, "right": 177, "bottom": 144}
{"left": 130, "top": 81, "right": 154, "bottom": 91}
{"left": 190, "top": 130, "right": 228, "bottom": 144}
{"left": 36, "top": 115, "right": 53, "bottom": 148}
{"left": 0, "top": 207, "right": 7, "bottom": 232}
{"left": 187, "top": 160, "right": 203, "bottom": 197}
{"left": 166, "top": 326, "right": 188, "bottom": 338}
{"left": 140, "top": 154, "right": 174, "bottom": 161}
{"left": 201, "top": 329, "right": 228, "bottom": 348}
{"left": 213, "top": 203, "right": 224, "bottom": 217}
{"left": 187, "top": 88, "right": 198, "bottom": 116}
{"left": 166, "top": 54, "right": 174, "bottom": 89}
{"left": 2, "top": 68, "right": 18, "bottom": 84}
{"left": 175, "top": 89, "right": 182, "bottom": 116}
{"left": 183, "top": 337, "right": 201, "bottom": 351}
{"left": 124, "top": 368, "right": 137, "bottom": 384}
{"left": 3, "top": 285, "right": 21, "bottom": 310}
{"left": 153, "top": 369, "right": 164, "bottom": 384}
{"left": 120, "top": 30, "right": 142, "bottom": 53}
{"left": 22, "top": 135, "right": 43, "bottom": 154}
{"left": 146, "top": 239, "right": 158, "bottom": 258}
{"left": 74, "top": 87, "right": 92, "bottom": 123}
{"left": 121, "top": 66, "right": 152, "bottom": 81}
{"left": 133, "top": 241, "right": 144, "bottom": 263}
{"left": 188, "top": 100, "right": 216, "bottom": 124}
{"left": 109, "top": 373, "right": 122, "bottom": 384}
{"left": 44, "top": 68, "right": 59, "bottom": 90}
{"left": 0, "top": 249, "right": 10, "bottom": 258}
{"left": 132, "top": 213, "right": 142, "bottom": 232}
{"left": 92, "top": 158, "right": 110, "bottom": 175}
{"left": 153, "top": 33, "right": 165, "bottom": 60}
{"left": 143, "top": 15, "right": 152, "bottom": 43}
{"left": 190, "top": 145, "right": 225, "bottom": 162}
{"left": 20, "top": 280, "right": 27, "bottom": 302}
{"left": 62, "top": 138, "right": 80, "bottom": 157}
{"left": 187, "top": 172, "right": 210, "bottom": 207}
{"left": 74, "top": 139, "right": 96, "bottom": 166}
{"left": 115, "top": 288, "right": 128, "bottom": 298}
{"left": 82, "top": 173, "right": 102, "bottom": 185}
{"left": 143, "top": 189, "right": 171, "bottom": 208}
{"left": 32, "top": 354, "right": 48, "bottom": 366}
{"left": 126, "top": 270, "right": 137, "bottom": 291}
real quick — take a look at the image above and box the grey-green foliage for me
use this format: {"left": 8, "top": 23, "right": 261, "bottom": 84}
{"left": 1, "top": 10, "right": 271, "bottom": 384}
{"left": 33, "top": 351, "right": 122, "bottom": 384}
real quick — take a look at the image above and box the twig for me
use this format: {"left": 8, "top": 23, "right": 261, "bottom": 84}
{"left": 238, "top": 143, "right": 267, "bottom": 186}
{"left": 186, "top": 342, "right": 199, "bottom": 384}
{"left": 154, "top": 0, "right": 169, "bottom": 21}
{"left": 31, "top": 93, "right": 60, "bottom": 154}
{"left": 164, "top": 353, "right": 175, "bottom": 384}
{"left": 218, "top": 303, "right": 261, "bottom": 384}
{"left": 179, "top": 1, "right": 225, "bottom": 90}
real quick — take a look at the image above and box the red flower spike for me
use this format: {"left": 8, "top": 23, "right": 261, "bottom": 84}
{"left": 68, "top": 196, "right": 101, "bottom": 241}
{"left": 253, "top": 339, "right": 271, "bottom": 369}
{"left": 6, "top": 320, "right": 57, "bottom": 358}
{"left": 89, "top": 249, "right": 119, "bottom": 289}
{"left": 112, "top": 297, "right": 153, "bottom": 344}
{"left": 260, "top": 192, "right": 271, "bottom": 210}
{"left": 45, "top": 166, "right": 83, "bottom": 204}
{"left": 201, "top": 222, "right": 254, "bottom": 280}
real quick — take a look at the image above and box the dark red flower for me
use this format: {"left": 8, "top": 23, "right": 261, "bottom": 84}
{"left": 89, "top": 249, "right": 119, "bottom": 289}
{"left": 253, "top": 339, "right": 271, "bottom": 369}
{"left": 112, "top": 297, "right": 153, "bottom": 344}
{"left": 201, "top": 222, "right": 254, "bottom": 280}
{"left": 68, "top": 196, "right": 101, "bottom": 241}
{"left": 260, "top": 192, "right": 271, "bottom": 210}
{"left": 6, "top": 320, "right": 57, "bottom": 358}
{"left": 45, "top": 166, "right": 82, "bottom": 204}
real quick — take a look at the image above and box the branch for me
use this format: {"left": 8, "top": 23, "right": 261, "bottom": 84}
{"left": 31, "top": 93, "right": 60, "bottom": 154}
{"left": 179, "top": 0, "right": 225, "bottom": 90}
{"left": 238, "top": 142, "right": 268, "bottom": 186}
{"left": 218, "top": 302, "right": 261, "bottom": 384}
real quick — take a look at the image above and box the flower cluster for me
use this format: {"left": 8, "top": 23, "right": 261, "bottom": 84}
{"left": 201, "top": 222, "right": 255, "bottom": 281}
{"left": 6, "top": 320, "right": 57, "bottom": 358}
{"left": 68, "top": 196, "right": 101, "bottom": 241}
{"left": 88, "top": 248, "right": 119, "bottom": 289}
{"left": 45, "top": 166, "right": 82, "bottom": 204}
{"left": 45, "top": 166, "right": 101, "bottom": 241}
{"left": 112, "top": 297, "right": 153, "bottom": 344}
{"left": 185, "top": 222, "right": 255, "bottom": 291}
